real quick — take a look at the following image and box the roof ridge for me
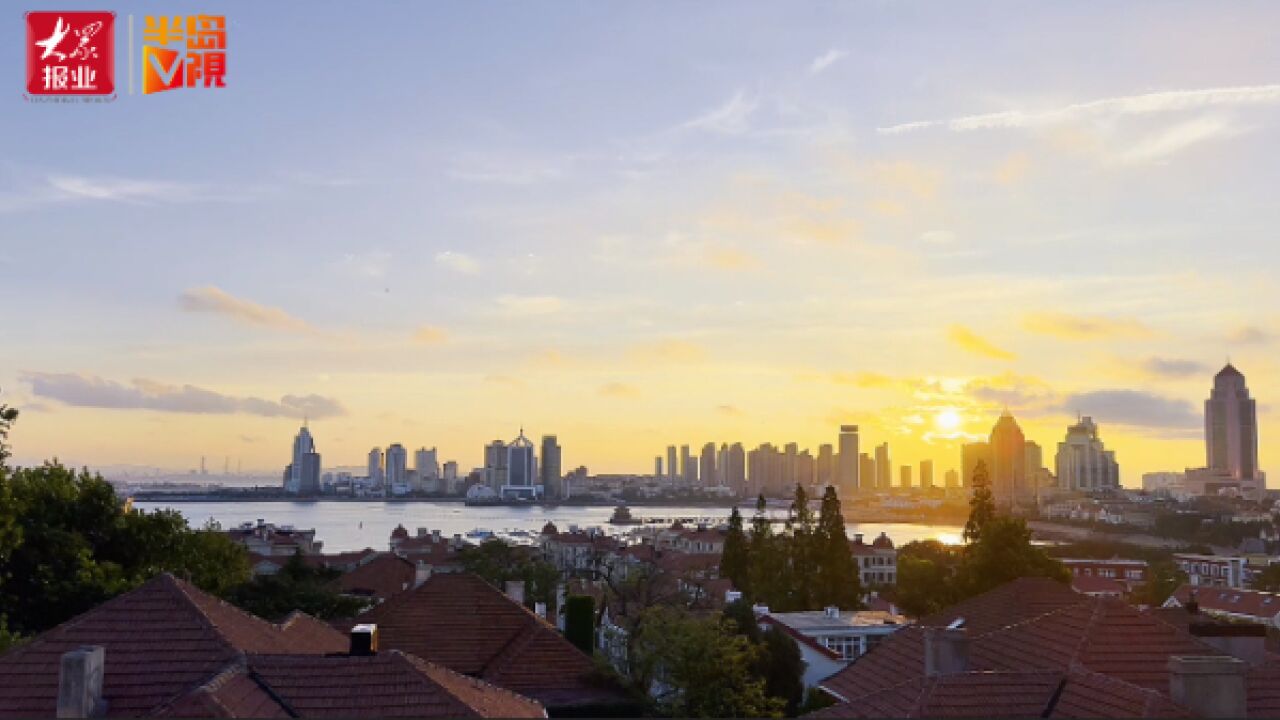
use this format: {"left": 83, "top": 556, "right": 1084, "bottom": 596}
{"left": 167, "top": 572, "right": 293, "bottom": 645}
{"left": 478, "top": 616, "right": 544, "bottom": 681}
{"left": 966, "top": 596, "right": 1091, "bottom": 641}
{"left": 397, "top": 650, "right": 543, "bottom": 714}
{"left": 1065, "top": 598, "right": 1106, "bottom": 666}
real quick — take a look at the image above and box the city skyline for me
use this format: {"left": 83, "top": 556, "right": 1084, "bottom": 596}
{"left": 3, "top": 3, "right": 1279, "bottom": 483}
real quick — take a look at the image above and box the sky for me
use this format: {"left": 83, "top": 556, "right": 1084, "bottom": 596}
{"left": 2, "top": 1, "right": 1279, "bottom": 483}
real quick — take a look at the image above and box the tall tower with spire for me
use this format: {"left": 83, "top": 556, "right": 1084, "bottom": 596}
{"left": 1206, "top": 363, "right": 1259, "bottom": 480}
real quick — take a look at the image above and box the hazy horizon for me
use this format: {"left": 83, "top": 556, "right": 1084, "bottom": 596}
{"left": 4, "top": 1, "right": 1279, "bottom": 485}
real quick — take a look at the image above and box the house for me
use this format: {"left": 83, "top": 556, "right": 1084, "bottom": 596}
{"left": 758, "top": 607, "right": 908, "bottom": 688}
{"left": 225, "top": 520, "right": 322, "bottom": 556}
{"left": 673, "top": 527, "right": 726, "bottom": 554}
{"left": 816, "top": 576, "right": 1280, "bottom": 718}
{"left": 389, "top": 525, "right": 466, "bottom": 573}
{"left": 0, "top": 574, "right": 544, "bottom": 718}
{"left": 350, "top": 572, "right": 632, "bottom": 715}
{"left": 335, "top": 553, "right": 419, "bottom": 601}
{"left": 1060, "top": 557, "right": 1148, "bottom": 596}
{"left": 848, "top": 532, "right": 897, "bottom": 587}
{"left": 1164, "top": 584, "right": 1280, "bottom": 629}
{"left": 539, "top": 526, "right": 620, "bottom": 575}
{"left": 1174, "top": 553, "right": 1247, "bottom": 589}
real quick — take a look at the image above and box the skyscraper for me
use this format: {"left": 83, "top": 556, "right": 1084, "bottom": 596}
{"left": 540, "top": 434, "right": 562, "bottom": 500}
{"left": 919, "top": 459, "right": 934, "bottom": 489}
{"left": 837, "top": 425, "right": 860, "bottom": 495}
{"left": 680, "top": 444, "right": 696, "bottom": 485}
{"left": 367, "top": 447, "right": 384, "bottom": 485}
{"left": 899, "top": 465, "right": 912, "bottom": 488}
{"left": 717, "top": 443, "right": 729, "bottom": 487}
{"left": 505, "top": 429, "right": 536, "bottom": 499}
{"left": 859, "top": 453, "right": 875, "bottom": 491}
{"left": 989, "top": 411, "right": 1028, "bottom": 509}
{"left": 1055, "top": 416, "right": 1118, "bottom": 492}
{"left": 654, "top": 456, "right": 663, "bottom": 479}
{"left": 385, "top": 444, "right": 408, "bottom": 488}
{"left": 961, "top": 442, "right": 990, "bottom": 488}
{"left": 485, "top": 439, "right": 508, "bottom": 489}
{"left": 700, "top": 443, "right": 717, "bottom": 488}
{"left": 874, "top": 443, "right": 891, "bottom": 489}
{"left": 284, "top": 424, "right": 320, "bottom": 495}
{"left": 727, "top": 442, "right": 746, "bottom": 494}
{"left": 667, "top": 445, "right": 678, "bottom": 483}
{"left": 414, "top": 447, "right": 439, "bottom": 480}
{"left": 1206, "top": 363, "right": 1259, "bottom": 481}
{"left": 816, "top": 444, "right": 834, "bottom": 488}
{"left": 944, "top": 468, "right": 959, "bottom": 488}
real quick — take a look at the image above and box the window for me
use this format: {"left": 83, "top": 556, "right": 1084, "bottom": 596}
{"left": 822, "top": 636, "right": 860, "bottom": 660}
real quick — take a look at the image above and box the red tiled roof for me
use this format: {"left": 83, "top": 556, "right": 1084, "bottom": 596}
{"left": 336, "top": 554, "right": 415, "bottom": 600}
{"left": 0, "top": 573, "right": 348, "bottom": 717}
{"left": 153, "top": 664, "right": 289, "bottom": 718}
{"left": 812, "top": 668, "right": 1190, "bottom": 718}
{"left": 758, "top": 616, "right": 842, "bottom": 660}
{"left": 819, "top": 577, "right": 1224, "bottom": 705}
{"left": 1169, "top": 584, "right": 1280, "bottom": 622}
{"left": 1072, "top": 575, "right": 1130, "bottom": 596}
{"left": 352, "top": 573, "right": 623, "bottom": 709}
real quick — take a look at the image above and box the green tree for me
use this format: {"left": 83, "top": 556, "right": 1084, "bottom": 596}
{"left": 564, "top": 595, "right": 596, "bottom": 654}
{"left": 748, "top": 494, "right": 784, "bottom": 608}
{"left": 458, "top": 537, "right": 560, "bottom": 609}
{"left": 891, "top": 540, "right": 960, "bottom": 617}
{"left": 228, "top": 551, "right": 368, "bottom": 621}
{"left": 630, "top": 607, "right": 783, "bottom": 718}
{"left": 1132, "top": 559, "right": 1188, "bottom": 606}
{"left": 721, "top": 506, "right": 749, "bottom": 595}
{"left": 786, "top": 485, "right": 815, "bottom": 610}
{"left": 963, "top": 460, "right": 995, "bottom": 543}
{"left": 757, "top": 626, "right": 805, "bottom": 716}
{"left": 956, "top": 515, "right": 1069, "bottom": 597}
{"left": 813, "top": 486, "right": 861, "bottom": 609}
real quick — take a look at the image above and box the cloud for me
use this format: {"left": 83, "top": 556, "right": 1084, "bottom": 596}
{"left": 23, "top": 372, "right": 346, "bottom": 419}
{"left": 1139, "top": 357, "right": 1209, "bottom": 378}
{"left": 1057, "top": 389, "right": 1200, "bottom": 431}
{"left": 629, "top": 339, "right": 708, "bottom": 364}
{"left": 412, "top": 325, "right": 448, "bottom": 345}
{"left": 832, "top": 372, "right": 895, "bottom": 388}
{"left": 809, "top": 49, "right": 847, "bottom": 75}
{"left": 179, "top": 286, "right": 315, "bottom": 334}
{"left": 435, "top": 251, "right": 479, "bottom": 274}
{"left": 1227, "top": 325, "right": 1273, "bottom": 345}
{"left": 599, "top": 382, "right": 640, "bottom": 399}
{"left": 717, "top": 404, "right": 744, "bottom": 416}
{"left": 46, "top": 174, "right": 200, "bottom": 203}
{"left": 948, "top": 325, "right": 1016, "bottom": 361}
{"left": 683, "top": 90, "right": 759, "bottom": 135}
{"left": 1022, "top": 312, "right": 1152, "bottom": 341}
{"left": 337, "top": 250, "right": 392, "bottom": 279}
{"left": 878, "top": 84, "right": 1280, "bottom": 134}
{"left": 1115, "top": 116, "right": 1241, "bottom": 165}
{"left": 494, "top": 295, "right": 565, "bottom": 316}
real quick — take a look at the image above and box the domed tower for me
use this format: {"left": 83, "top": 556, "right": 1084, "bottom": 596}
{"left": 1206, "top": 363, "right": 1259, "bottom": 481}
{"left": 988, "top": 410, "right": 1027, "bottom": 510}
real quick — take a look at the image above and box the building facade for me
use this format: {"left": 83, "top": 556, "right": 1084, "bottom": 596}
{"left": 1054, "top": 416, "right": 1119, "bottom": 492}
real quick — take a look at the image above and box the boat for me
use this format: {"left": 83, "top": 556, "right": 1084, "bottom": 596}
{"left": 465, "top": 528, "right": 495, "bottom": 539}
{"left": 607, "top": 504, "right": 642, "bottom": 525}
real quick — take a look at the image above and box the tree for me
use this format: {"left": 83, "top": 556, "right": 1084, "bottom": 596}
{"left": 785, "top": 485, "right": 815, "bottom": 610}
{"left": 891, "top": 540, "right": 960, "bottom": 617}
{"left": 812, "top": 486, "right": 861, "bottom": 609}
{"left": 963, "top": 460, "right": 995, "bottom": 543}
{"left": 630, "top": 606, "right": 783, "bottom": 718}
{"left": 458, "top": 537, "right": 560, "bottom": 609}
{"left": 721, "top": 506, "right": 749, "bottom": 595}
{"left": 564, "top": 595, "right": 596, "bottom": 654}
{"left": 1132, "top": 559, "right": 1188, "bottom": 606}
{"left": 228, "top": 551, "right": 368, "bottom": 621}
{"left": 757, "top": 626, "right": 805, "bottom": 716}
{"left": 955, "top": 516, "right": 1068, "bottom": 598}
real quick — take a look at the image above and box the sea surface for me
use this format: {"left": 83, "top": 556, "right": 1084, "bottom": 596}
{"left": 134, "top": 500, "right": 965, "bottom": 553}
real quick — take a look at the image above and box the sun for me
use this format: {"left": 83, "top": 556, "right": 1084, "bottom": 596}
{"left": 935, "top": 408, "right": 962, "bottom": 431}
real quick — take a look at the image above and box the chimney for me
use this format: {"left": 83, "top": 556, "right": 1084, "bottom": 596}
{"left": 1168, "top": 656, "right": 1246, "bottom": 718}
{"left": 432, "top": 529, "right": 441, "bottom": 542}
{"left": 349, "top": 623, "right": 379, "bottom": 656}
{"left": 1191, "top": 623, "right": 1268, "bottom": 666}
{"left": 505, "top": 580, "right": 526, "bottom": 606}
{"left": 535, "top": 601, "right": 548, "bottom": 619}
{"left": 853, "top": 533, "right": 865, "bottom": 545}
{"left": 57, "top": 646, "right": 106, "bottom": 719}
{"left": 825, "top": 606, "right": 841, "bottom": 619}
{"left": 414, "top": 561, "right": 431, "bottom": 587}
{"left": 923, "top": 628, "right": 970, "bottom": 676}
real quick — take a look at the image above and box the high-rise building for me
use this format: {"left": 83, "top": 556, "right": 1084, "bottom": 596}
{"left": 727, "top": 442, "right": 746, "bottom": 494}
{"left": 945, "top": 468, "right": 959, "bottom": 488}
{"left": 681, "top": 445, "right": 696, "bottom": 485}
{"left": 919, "top": 459, "right": 934, "bottom": 489}
{"left": 284, "top": 424, "right": 320, "bottom": 495}
{"left": 485, "top": 440, "right": 508, "bottom": 489}
{"left": 667, "top": 445, "right": 678, "bottom": 483}
{"left": 837, "top": 425, "right": 860, "bottom": 495}
{"left": 961, "top": 442, "right": 990, "bottom": 488}
{"left": 874, "top": 443, "right": 891, "bottom": 489}
{"left": 717, "top": 443, "right": 730, "bottom": 487}
{"left": 442, "top": 461, "right": 459, "bottom": 493}
{"left": 700, "top": 443, "right": 717, "bottom": 488}
{"left": 504, "top": 429, "right": 537, "bottom": 499}
{"left": 385, "top": 444, "right": 408, "bottom": 488}
{"left": 899, "top": 465, "right": 912, "bottom": 488}
{"left": 540, "top": 435, "right": 562, "bottom": 499}
{"left": 1055, "top": 416, "right": 1119, "bottom": 492}
{"left": 654, "top": 456, "right": 663, "bottom": 479}
{"left": 367, "top": 447, "right": 384, "bottom": 485}
{"left": 1206, "top": 363, "right": 1260, "bottom": 481}
{"left": 859, "top": 453, "right": 875, "bottom": 491}
{"left": 989, "top": 411, "right": 1028, "bottom": 509}
{"left": 816, "top": 444, "right": 834, "bottom": 488}
{"left": 414, "top": 447, "right": 439, "bottom": 480}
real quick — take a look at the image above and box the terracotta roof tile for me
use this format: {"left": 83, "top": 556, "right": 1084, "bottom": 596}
{"left": 353, "top": 573, "right": 623, "bottom": 709}
{"left": 0, "top": 574, "right": 346, "bottom": 718}
{"left": 335, "top": 554, "right": 415, "bottom": 600}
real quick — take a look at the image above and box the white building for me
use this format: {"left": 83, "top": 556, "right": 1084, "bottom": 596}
{"left": 758, "top": 606, "right": 910, "bottom": 685}
{"left": 502, "top": 429, "right": 539, "bottom": 500}
{"left": 283, "top": 424, "right": 320, "bottom": 495}
{"left": 367, "top": 447, "right": 384, "bottom": 485}
{"left": 1174, "top": 553, "right": 1247, "bottom": 589}
{"left": 385, "top": 443, "right": 408, "bottom": 488}
{"left": 1054, "top": 416, "right": 1119, "bottom": 492}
